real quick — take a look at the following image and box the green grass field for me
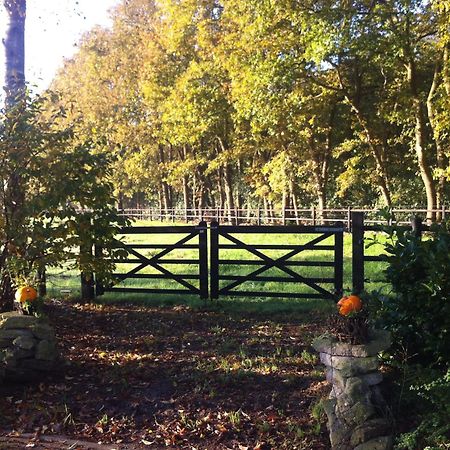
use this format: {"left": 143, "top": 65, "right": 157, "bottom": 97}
{"left": 45, "top": 220, "right": 391, "bottom": 311}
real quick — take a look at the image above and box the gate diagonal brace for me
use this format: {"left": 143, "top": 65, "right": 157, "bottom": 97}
{"left": 219, "top": 232, "right": 335, "bottom": 299}
{"left": 112, "top": 232, "right": 200, "bottom": 293}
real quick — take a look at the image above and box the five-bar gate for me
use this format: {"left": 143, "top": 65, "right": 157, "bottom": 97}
{"left": 209, "top": 222, "right": 344, "bottom": 300}
{"left": 97, "top": 222, "right": 208, "bottom": 299}
{"left": 94, "top": 221, "right": 344, "bottom": 301}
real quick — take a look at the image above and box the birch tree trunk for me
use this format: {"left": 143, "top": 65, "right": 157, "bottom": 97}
{"left": 3, "top": 0, "right": 26, "bottom": 105}
{"left": 1, "top": 0, "right": 26, "bottom": 311}
{"left": 407, "top": 59, "right": 437, "bottom": 221}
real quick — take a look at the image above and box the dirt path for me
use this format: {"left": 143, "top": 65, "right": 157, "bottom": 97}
{"left": 0, "top": 300, "right": 330, "bottom": 449}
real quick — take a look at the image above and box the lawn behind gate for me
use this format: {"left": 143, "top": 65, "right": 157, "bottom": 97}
{"left": 44, "top": 220, "right": 390, "bottom": 303}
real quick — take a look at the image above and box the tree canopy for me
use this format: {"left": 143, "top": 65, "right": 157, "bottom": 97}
{"left": 48, "top": 0, "right": 449, "bottom": 219}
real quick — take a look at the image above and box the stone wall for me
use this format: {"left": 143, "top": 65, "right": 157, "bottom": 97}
{"left": 0, "top": 312, "right": 59, "bottom": 383}
{"left": 313, "top": 330, "right": 393, "bottom": 450}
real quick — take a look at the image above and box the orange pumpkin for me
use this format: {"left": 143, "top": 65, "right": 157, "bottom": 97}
{"left": 337, "top": 294, "right": 362, "bottom": 316}
{"left": 15, "top": 286, "right": 38, "bottom": 303}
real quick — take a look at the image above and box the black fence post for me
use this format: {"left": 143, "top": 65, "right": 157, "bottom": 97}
{"left": 210, "top": 220, "right": 219, "bottom": 299}
{"left": 81, "top": 270, "right": 95, "bottom": 302}
{"left": 37, "top": 267, "right": 46, "bottom": 297}
{"left": 334, "top": 221, "right": 344, "bottom": 299}
{"left": 94, "top": 244, "right": 105, "bottom": 296}
{"left": 411, "top": 216, "right": 423, "bottom": 238}
{"left": 80, "top": 218, "right": 95, "bottom": 302}
{"left": 198, "top": 221, "right": 208, "bottom": 300}
{"left": 352, "top": 212, "right": 365, "bottom": 294}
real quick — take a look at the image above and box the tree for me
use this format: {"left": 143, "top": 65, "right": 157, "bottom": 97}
{"left": 1, "top": 0, "right": 126, "bottom": 311}
{"left": 1, "top": 0, "right": 27, "bottom": 308}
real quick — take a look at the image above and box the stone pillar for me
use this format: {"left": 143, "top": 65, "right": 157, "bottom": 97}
{"left": 0, "top": 312, "right": 59, "bottom": 383}
{"left": 313, "top": 330, "right": 393, "bottom": 450}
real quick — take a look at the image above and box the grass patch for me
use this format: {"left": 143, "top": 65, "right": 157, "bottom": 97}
{"left": 45, "top": 219, "right": 391, "bottom": 304}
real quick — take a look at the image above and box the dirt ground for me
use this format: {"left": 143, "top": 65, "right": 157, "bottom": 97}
{"left": 0, "top": 300, "right": 330, "bottom": 449}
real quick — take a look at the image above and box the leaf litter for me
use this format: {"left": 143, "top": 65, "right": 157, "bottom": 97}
{"left": 0, "top": 300, "right": 330, "bottom": 449}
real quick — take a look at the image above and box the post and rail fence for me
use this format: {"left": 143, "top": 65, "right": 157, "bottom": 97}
{"left": 70, "top": 211, "right": 436, "bottom": 302}
{"left": 117, "top": 206, "right": 448, "bottom": 228}
{"left": 350, "top": 212, "right": 427, "bottom": 294}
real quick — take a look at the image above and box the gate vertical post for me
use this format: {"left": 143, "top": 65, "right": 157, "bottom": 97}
{"left": 80, "top": 217, "right": 95, "bottom": 302}
{"left": 81, "top": 271, "right": 95, "bottom": 302}
{"left": 94, "top": 244, "right": 105, "bottom": 296}
{"left": 210, "top": 220, "right": 219, "bottom": 299}
{"left": 334, "top": 221, "right": 344, "bottom": 299}
{"left": 198, "top": 221, "right": 208, "bottom": 299}
{"left": 352, "top": 212, "right": 365, "bottom": 294}
{"left": 411, "top": 216, "right": 422, "bottom": 238}
{"left": 37, "top": 267, "right": 47, "bottom": 297}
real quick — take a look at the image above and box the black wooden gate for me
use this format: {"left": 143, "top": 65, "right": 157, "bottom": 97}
{"left": 92, "top": 221, "right": 343, "bottom": 301}
{"left": 97, "top": 222, "right": 208, "bottom": 299}
{"left": 209, "top": 221, "right": 344, "bottom": 300}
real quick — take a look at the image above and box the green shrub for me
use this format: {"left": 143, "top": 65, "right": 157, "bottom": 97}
{"left": 368, "top": 221, "right": 450, "bottom": 448}
{"left": 395, "top": 367, "right": 450, "bottom": 449}
{"left": 375, "top": 222, "right": 450, "bottom": 366}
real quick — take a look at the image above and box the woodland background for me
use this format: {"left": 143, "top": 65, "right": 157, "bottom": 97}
{"left": 47, "top": 0, "right": 450, "bottom": 220}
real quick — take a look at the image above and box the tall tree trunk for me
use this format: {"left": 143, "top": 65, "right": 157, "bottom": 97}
{"left": 4, "top": 0, "right": 26, "bottom": 105}
{"left": 281, "top": 190, "right": 288, "bottom": 225}
{"left": 216, "top": 137, "right": 235, "bottom": 224}
{"left": 1, "top": 0, "right": 26, "bottom": 311}
{"left": 426, "top": 58, "right": 446, "bottom": 219}
{"left": 346, "top": 102, "right": 393, "bottom": 207}
{"left": 337, "top": 68, "right": 393, "bottom": 207}
{"left": 308, "top": 133, "right": 328, "bottom": 222}
{"left": 158, "top": 145, "right": 171, "bottom": 215}
{"left": 444, "top": 45, "right": 450, "bottom": 96}
{"left": 182, "top": 176, "right": 190, "bottom": 222}
{"left": 290, "top": 180, "right": 299, "bottom": 225}
{"left": 263, "top": 197, "right": 269, "bottom": 224}
{"left": 407, "top": 59, "right": 437, "bottom": 221}
{"left": 180, "top": 145, "right": 190, "bottom": 221}
{"left": 191, "top": 175, "right": 197, "bottom": 218}
{"left": 236, "top": 158, "right": 243, "bottom": 210}
{"left": 216, "top": 169, "right": 224, "bottom": 213}
{"left": 223, "top": 164, "right": 235, "bottom": 224}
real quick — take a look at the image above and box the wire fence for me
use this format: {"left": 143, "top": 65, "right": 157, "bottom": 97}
{"left": 118, "top": 206, "right": 448, "bottom": 229}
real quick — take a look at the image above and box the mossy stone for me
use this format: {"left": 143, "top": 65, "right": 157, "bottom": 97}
{"left": 350, "top": 419, "right": 391, "bottom": 446}
{"left": 35, "top": 340, "right": 57, "bottom": 361}
{"left": 354, "top": 435, "right": 393, "bottom": 450}
{"left": 320, "top": 353, "right": 379, "bottom": 376}
{"left": 13, "top": 336, "right": 37, "bottom": 350}
{"left": 0, "top": 313, "right": 38, "bottom": 330}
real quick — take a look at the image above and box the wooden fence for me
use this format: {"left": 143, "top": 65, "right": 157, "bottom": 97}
{"left": 46, "top": 211, "right": 438, "bottom": 301}
{"left": 351, "top": 212, "right": 427, "bottom": 293}
{"left": 118, "top": 206, "right": 448, "bottom": 227}
{"left": 209, "top": 221, "right": 344, "bottom": 300}
{"left": 80, "top": 221, "right": 344, "bottom": 301}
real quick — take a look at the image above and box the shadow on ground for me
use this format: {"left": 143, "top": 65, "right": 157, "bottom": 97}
{"left": 0, "top": 299, "right": 331, "bottom": 449}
